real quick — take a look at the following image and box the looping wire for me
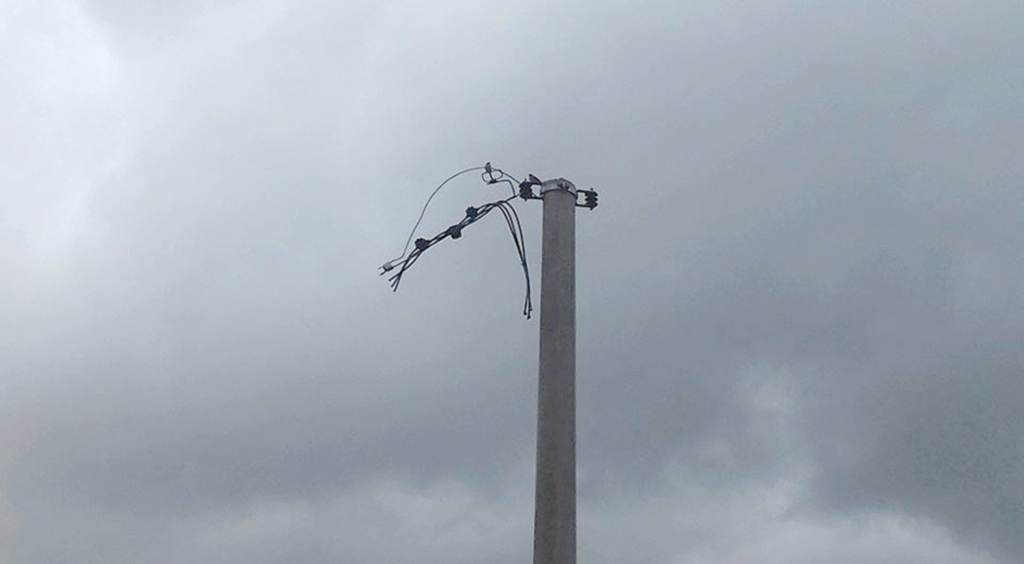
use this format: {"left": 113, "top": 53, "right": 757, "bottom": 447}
{"left": 381, "top": 165, "right": 533, "bottom": 319}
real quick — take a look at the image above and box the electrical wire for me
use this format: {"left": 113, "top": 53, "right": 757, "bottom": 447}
{"left": 494, "top": 200, "right": 532, "bottom": 318}
{"left": 481, "top": 167, "right": 521, "bottom": 198}
{"left": 384, "top": 193, "right": 533, "bottom": 318}
{"left": 383, "top": 166, "right": 484, "bottom": 269}
{"left": 385, "top": 194, "right": 515, "bottom": 290}
{"left": 382, "top": 164, "right": 523, "bottom": 272}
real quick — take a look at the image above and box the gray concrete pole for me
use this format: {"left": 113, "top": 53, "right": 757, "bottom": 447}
{"left": 533, "top": 178, "right": 577, "bottom": 564}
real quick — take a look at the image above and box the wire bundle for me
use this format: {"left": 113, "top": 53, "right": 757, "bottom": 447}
{"left": 380, "top": 165, "right": 533, "bottom": 319}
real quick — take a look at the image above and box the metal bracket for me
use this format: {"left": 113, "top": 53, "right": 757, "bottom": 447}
{"left": 520, "top": 176, "right": 595, "bottom": 210}
{"left": 540, "top": 178, "right": 577, "bottom": 196}
{"left": 575, "top": 189, "right": 598, "bottom": 210}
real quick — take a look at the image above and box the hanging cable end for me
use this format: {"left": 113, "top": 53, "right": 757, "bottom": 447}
{"left": 379, "top": 260, "right": 396, "bottom": 274}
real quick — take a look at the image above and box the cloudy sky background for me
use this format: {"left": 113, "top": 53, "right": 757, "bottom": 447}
{"left": 2, "top": 0, "right": 1023, "bottom": 562}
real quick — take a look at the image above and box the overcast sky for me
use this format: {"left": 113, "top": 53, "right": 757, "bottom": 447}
{"left": 2, "top": 0, "right": 1023, "bottom": 562}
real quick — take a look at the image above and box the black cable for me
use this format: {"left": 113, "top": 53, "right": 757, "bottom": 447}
{"left": 495, "top": 200, "right": 532, "bottom": 318}
{"left": 383, "top": 164, "right": 524, "bottom": 274}
{"left": 386, "top": 166, "right": 486, "bottom": 268}
{"left": 387, "top": 196, "right": 511, "bottom": 290}
{"left": 494, "top": 201, "right": 530, "bottom": 317}
{"left": 509, "top": 204, "right": 532, "bottom": 318}
{"left": 384, "top": 193, "right": 533, "bottom": 318}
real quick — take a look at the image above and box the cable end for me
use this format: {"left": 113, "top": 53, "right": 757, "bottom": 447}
{"left": 379, "top": 261, "right": 396, "bottom": 274}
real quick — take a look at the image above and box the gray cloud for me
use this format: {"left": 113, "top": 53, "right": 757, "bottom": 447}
{"left": 2, "top": 0, "right": 1022, "bottom": 562}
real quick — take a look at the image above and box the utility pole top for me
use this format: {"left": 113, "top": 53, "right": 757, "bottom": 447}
{"left": 540, "top": 178, "right": 578, "bottom": 196}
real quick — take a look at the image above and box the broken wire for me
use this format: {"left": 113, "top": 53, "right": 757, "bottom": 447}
{"left": 382, "top": 184, "right": 533, "bottom": 318}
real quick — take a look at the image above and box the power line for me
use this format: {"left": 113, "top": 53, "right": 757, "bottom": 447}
{"left": 380, "top": 164, "right": 534, "bottom": 318}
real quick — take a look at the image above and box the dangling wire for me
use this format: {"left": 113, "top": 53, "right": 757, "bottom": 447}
{"left": 383, "top": 191, "right": 533, "bottom": 319}
{"left": 382, "top": 166, "right": 484, "bottom": 271}
{"left": 380, "top": 163, "right": 521, "bottom": 272}
{"left": 493, "top": 200, "right": 532, "bottom": 318}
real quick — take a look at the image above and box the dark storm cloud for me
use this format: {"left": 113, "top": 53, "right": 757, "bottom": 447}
{"left": 2, "top": 0, "right": 1022, "bottom": 562}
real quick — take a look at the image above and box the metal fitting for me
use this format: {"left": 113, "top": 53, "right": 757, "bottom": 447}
{"left": 539, "top": 178, "right": 577, "bottom": 196}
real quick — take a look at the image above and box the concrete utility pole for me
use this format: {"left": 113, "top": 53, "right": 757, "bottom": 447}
{"left": 381, "top": 167, "right": 595, "bottom": 564}
{"left": 533, "top": 178, "right": 577, "bottom": 564}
